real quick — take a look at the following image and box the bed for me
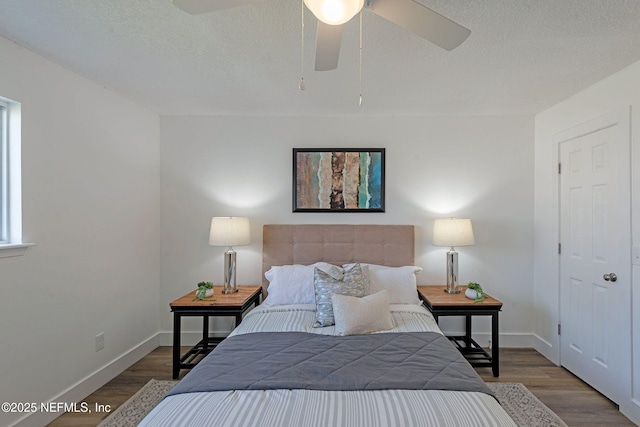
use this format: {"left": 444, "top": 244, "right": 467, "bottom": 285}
{"left": 140, "top": 224, "right": 515, "bottom": 426}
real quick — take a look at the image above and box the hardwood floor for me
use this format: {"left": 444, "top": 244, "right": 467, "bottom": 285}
{"left": 477, "top": 350, "right": 636, "bottom": 427}
{"left": 47, "top": 347, "right": 636, "bottom": 426}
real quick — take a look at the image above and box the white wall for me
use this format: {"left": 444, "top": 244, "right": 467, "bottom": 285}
{"left": 534, "top": 60, "right": 640, "bottom": 424}
{"left": 159, "top": 115, "right": 535, "bottom": 346}
{"left": 0, "top": 37, "right": 161, "bottom": 427}
{"left": 0, "top": 31, "right": 537, "bottom": 426}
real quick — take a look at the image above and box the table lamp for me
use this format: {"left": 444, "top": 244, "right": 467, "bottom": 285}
{"left": 433, "top": 218, "right": 475, "bottom": 294}
{"left": 209, "top": 217, "right": 250, "bottom": 294}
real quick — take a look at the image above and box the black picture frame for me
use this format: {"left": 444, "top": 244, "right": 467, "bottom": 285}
{"left": 293, "top": 148, "right": 385, "bottom": 212}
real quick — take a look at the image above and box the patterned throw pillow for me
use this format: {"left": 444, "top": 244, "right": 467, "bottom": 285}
{"left": 313, "top": 263, "right": 365, "bottom": 327}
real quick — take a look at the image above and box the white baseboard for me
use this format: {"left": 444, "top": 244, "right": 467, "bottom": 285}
{"left": 533, "top": 334, "right": 559, "bottom": 365}
{"left": 620, "top": 398, "right": 640, "bottom": 425}
{"left": 11, "top": 334, "right": 160, "bottom": 427}
{"left": 467, "top": 332, "right": 533, "bottom": 348}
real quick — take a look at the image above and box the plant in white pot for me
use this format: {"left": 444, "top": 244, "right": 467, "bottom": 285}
{"left": 194, "top": 281, "right": 214, "bottom": 301}
{"left": 465, "top": 282, "right": 485, "bottom": 302}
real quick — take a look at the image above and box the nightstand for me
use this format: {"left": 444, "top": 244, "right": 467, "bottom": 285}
{"left": 170, "top": 285, "right": 261, "bottom": 379}
{"left": 417, "top": 285, "right": 503, "bottom": 377}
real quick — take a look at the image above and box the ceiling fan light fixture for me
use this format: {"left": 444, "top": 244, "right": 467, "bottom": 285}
{"left": 304, "top": 0, "right": 364, "bottom": 25}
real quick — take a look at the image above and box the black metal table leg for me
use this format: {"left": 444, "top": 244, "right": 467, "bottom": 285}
{"left": 202, "top": 315, "right": 209, "bottom": 351}
{"left": 172, "top": 312, "right": 181, "bottom": 379}
{"left": 492, "top": 311, "right": 500, "bottom": 377}
{"left": 465, "top": 314, "right": 473, "bottom": 348}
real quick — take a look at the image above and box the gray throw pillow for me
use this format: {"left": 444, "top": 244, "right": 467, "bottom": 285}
{"left": 313, "top": 263, "right": 365, "bottom": 327}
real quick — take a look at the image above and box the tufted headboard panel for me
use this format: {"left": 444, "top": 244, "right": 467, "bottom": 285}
{"left": 262, "top": 224, "right": 415, "bottom": 295}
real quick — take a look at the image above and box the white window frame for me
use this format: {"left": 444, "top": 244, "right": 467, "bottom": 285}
{"left": 0, "top": 96, "right": 32, "bottom": 257}
{"left": 0, "top": 99, "right": 10, "bottom": 244}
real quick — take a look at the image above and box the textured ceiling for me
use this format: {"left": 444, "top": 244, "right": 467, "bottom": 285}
{"left": 1, "top": 0, "right": 639, "bottom": 116}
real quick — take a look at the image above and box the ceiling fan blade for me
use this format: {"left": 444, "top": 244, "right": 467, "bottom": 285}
{"left": 314, "top": 21, "right": 344, "bottom": 71}
{"left": 368, "top": 0, "right": 470, "bottom": 51}
{"left": 172, "top": 0, "right": 265, "bottom": 15}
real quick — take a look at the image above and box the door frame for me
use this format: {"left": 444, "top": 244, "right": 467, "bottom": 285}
{"left": 552, "top": 107, "right": 631, "bottom": 403}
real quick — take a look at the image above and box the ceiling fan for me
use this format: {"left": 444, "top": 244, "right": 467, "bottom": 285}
{"left": 172, "top": 0, "right": 470, "bottom": 71}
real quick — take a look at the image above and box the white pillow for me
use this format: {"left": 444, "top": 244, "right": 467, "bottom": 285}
{"left": 262, "top": 262, "right": 343, "bottom": 307}
{"left": 332, "top": 290, "right": 393, "bottom": 336}
{"left": 343, "top": 263, "right": 422, "bottom": 305}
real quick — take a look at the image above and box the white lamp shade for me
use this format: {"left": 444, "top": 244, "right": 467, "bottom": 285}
{"left": 433, "top": 218, "right": 475, "bottom": 247}
{"left": 209, "top": 217, "right": 250, "bottom": 246}
{"left": 304, "top": 0, "right": 365, "bottom": 25}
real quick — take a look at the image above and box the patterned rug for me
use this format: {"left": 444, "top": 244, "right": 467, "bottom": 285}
{"left": 487, "top": 382, "right": 568, "bottom": 427}
{"left": 97, "top": 380, "right": 176, "bottom": 427}
{"left": 98, "top": 380, "right": 567, "bottom": 427}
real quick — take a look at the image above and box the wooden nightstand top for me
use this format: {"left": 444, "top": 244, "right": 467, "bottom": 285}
{"left": 170, "top": 285, "right": 262, "bottom": 309}
{"left": 417, "top": 285, "right": 503, "bottom": 309}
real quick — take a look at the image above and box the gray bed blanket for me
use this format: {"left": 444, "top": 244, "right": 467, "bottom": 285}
{"left": 169, "top": 332, "right": 494, "bottom": 398}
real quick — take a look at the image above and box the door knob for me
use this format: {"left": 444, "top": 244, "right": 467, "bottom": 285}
{"left": 603, "top": 273, "right": 617, "bottom": 282}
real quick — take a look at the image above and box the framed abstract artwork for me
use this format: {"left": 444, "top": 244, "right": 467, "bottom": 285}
{"left": 293, "top": 148, "right": 385, "bottom": 212}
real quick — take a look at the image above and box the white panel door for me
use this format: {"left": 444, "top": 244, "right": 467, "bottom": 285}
{"left": 559, "top": 115, "right": 630, "bottom": 404}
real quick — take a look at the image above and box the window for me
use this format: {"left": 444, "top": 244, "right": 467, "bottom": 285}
{"left": 0, "top": 96, "right": 29, "bottom": 257}
{"left": 0, "top": 99, "right": 8, "bottom": 243}
{"left": 0, "top": 99, "right": 9, "bottom": 244}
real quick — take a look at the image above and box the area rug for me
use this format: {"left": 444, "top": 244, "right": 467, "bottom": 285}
{"left": 487, "top": 382, "right": 568, "bottom": 427}
{"left": 97, "top": 379, "right": 176, "bottom": 427}
{"left": 98, "top": 380, "right": 567, "bottom": 427}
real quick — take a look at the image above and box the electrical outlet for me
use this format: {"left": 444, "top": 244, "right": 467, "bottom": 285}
{"left": 633, "top": 247, "right": 640, "bottom": 266}
{"left": 95, "top": 333, "right": 105, "bottom": 352}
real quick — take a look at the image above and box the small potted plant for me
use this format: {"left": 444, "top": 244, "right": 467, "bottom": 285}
{"left": 465, "top": 282, "right": 485, "bottom": 302}
{"left": 194, "top": 281, "right": 214, "bottom": 301}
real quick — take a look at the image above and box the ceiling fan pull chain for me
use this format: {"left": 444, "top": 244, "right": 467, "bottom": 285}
{"left": 299, "top": 0, "right": 306, "bottom": 91}
{"left": 359, "top": 11, "right": 363, "bottom": 106}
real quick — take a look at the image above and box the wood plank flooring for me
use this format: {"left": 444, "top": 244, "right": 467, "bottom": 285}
{"left": 47, "top": 347, "right": 636, "bottom": 426}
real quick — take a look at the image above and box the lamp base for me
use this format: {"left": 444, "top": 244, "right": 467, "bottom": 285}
{"left": 444, "top": 247, "right": 460, "bottom": 294}
{"left": 223, "top": 248, "right": 238, "bottom": 295}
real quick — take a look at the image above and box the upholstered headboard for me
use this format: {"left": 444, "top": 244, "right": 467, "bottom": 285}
{"left": 262, "top": 224, "right": 415, "bottom": 294}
